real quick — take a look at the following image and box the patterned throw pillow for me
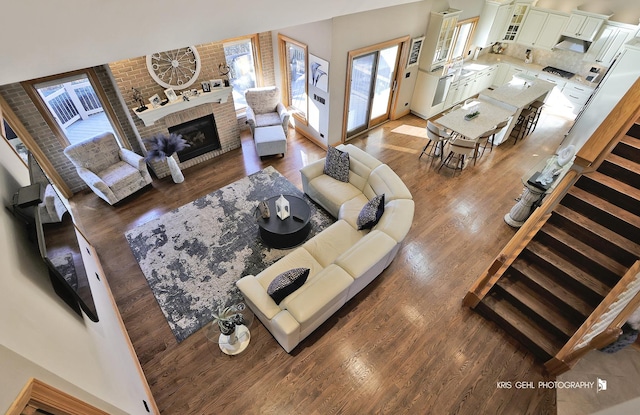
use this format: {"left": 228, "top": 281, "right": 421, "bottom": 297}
{"left": 324, "top": 146, "right": 350, "bottom": 182}
{"left": 357, "top": 194, "right": 385, "bottom": 230}
{"left": 267, "top": 268, "right": 310, "bottom": 304}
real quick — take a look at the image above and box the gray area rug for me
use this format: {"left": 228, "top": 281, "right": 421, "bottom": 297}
{"left": 125, "top": 166, "right": 334, "bottom": 342}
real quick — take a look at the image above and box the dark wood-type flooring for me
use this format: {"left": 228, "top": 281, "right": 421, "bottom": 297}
{"left": 70, "top": 111, "right": 573, "bottom": 414}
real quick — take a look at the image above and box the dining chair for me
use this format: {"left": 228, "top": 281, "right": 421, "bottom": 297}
{"left": 480, "top": 119, "right": 509, "bottom": 155}
{"left": 420, "top": 120, "right": 451, "bottom": 160}
{"left": 438, "top": 136, "right": 478, "bottom": 174}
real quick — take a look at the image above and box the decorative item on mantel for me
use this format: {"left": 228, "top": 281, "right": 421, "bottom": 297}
{"left": 131, "top": 88, "right": 147, "bottom": 112}
{"left": 218, "top": 63, "right": 231, "bottom": 87}
{"left": 144, "top": 133, "right": 189, "bottom": 183}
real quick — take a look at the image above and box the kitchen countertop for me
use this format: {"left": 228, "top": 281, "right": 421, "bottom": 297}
{"left": 479, "top": 79, "right": 556, "bottom": 109}
{"left": 429, "top": 54, "right": 597, "bottom": 89}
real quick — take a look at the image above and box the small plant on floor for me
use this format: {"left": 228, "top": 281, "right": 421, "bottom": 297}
{"left": 212, "top": 303, "right": 245, "bottom": 335}
{"left": 143, "top": 133, "right": 189, "bottom": 161}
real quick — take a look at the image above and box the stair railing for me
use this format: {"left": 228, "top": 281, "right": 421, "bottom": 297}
{"left": 464, "top": 77, "right": 640, "bottom": 308}
{"left": 545, "top": 261, "right": 640, "bottom": 375}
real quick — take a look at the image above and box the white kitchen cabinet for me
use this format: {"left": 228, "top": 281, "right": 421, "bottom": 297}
{"left": 443, "top": 79, "right": 460, "bottom": 109}
{"left": 473, "top": 66, "right": 496, "bottom": 94}
{"left": 562, "top": 12, "right": 607, "bottom": 42}
{"left": 474, "top": 0, "right": 514, "bottom": 48}
{"left": 583, "top": 22, "right": 637, "bottom": 67}
{"left": 493, "top": 62, "right": 511, "bottom": 86}
{"left": 410, "top": 70, "right": 441, "bottom": 119}
{"left": 562, "top": 38, "right": 640, "bottom": 152}
{"left": 501, "top": 0, "right": 534, "bottom": 42}
{"left": 426, "top": 9, "right": 462, "bottom": 71}
{"left": 517, "top": 9, "right": 568, "bottom": 50}
{"left": 561, "top": 81, "right": 594, "bottom": 115}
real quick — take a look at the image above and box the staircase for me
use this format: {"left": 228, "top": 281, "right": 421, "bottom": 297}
{"left": 474, "top": 122, "right": 640, "bottom": 364}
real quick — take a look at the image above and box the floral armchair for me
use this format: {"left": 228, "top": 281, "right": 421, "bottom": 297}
{"left": 245, "top": 86, "right": 290, "bottom": 138}
{"left": 63, "top": 132, "right": 152, "bottom": 205}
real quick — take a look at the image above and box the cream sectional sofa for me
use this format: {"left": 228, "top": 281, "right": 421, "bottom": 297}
{"left": 236, "top": 144, "right": 414, "bottom": 352}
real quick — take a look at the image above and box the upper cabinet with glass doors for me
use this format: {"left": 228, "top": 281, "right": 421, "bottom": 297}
{"left": 501, "top": 0, "right": 535, "bottom": 42}
{"left": 425, "top": 8, "right": 462, "bottom": 71}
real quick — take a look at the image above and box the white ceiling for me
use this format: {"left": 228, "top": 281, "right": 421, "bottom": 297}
{"left": 0, "top": 0, "right": 421, "bottom": 85}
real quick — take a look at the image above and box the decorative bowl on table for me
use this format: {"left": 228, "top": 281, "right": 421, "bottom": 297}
{"left": 464, "top": 111, "right": 480, "bottom": 121}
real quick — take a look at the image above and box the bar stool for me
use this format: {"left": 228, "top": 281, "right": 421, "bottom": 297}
{"left": 512, "top": 108, "right": 535, "bottom": 144}
{"left": 527, "top": 100, "right": 544, "bottom": 132}
{"left": 420, "top": 120, "right": 451, "bottom": 160}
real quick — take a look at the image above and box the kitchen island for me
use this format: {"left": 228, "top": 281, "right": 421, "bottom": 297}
{"left": 478, "top": 78, "right": 555, "bottom": 145}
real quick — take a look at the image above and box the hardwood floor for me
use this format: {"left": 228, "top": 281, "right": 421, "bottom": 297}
{"left": 70, "top": 111, "right": 573, "bottom": 414}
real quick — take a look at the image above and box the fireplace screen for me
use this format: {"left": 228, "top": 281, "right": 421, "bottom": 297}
{"left": 168, "top": 114, "right": 221, "bottom": 162}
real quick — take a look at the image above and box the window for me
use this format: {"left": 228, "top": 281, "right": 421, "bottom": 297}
{"left": 223, "top": 34, "right": 263, "bottom": 112}
{"left": 22, "top": 68, "right": 127, "bottom": 149}
{"left": 278, "top": 34, "right": 308, "bottom": 123}
{"left": 450, "top": 18, "right": 479, "bottom": 61}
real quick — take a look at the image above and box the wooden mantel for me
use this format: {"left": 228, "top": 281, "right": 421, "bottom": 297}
{"left": 132, "top": 87, "right": 232, "bottom": 126}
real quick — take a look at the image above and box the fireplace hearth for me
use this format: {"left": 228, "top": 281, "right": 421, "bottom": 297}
{"left": 168, "top": 114, "right": 221, "bottom": 162}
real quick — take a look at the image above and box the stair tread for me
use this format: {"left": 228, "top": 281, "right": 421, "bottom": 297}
{"left": 553, "top": 204, "right": 640, "bottom": 260}
{"left": 621, "top": 134, "right": 640, "bottom": 148}
{"left": 525, "top": 237, "right": 612, "bottom": 298}
{"left": 511, "top": 258, "right": 595, "bottom": 318}
{"left": 602, "top": 153, "right": 640, "bottom": 178}
{"left": 581, "top": 170, "right": 640, "bottom": 204}
{"left": 496, "top": 278, "right": 580, "bottom": 339}
{"left": 538, "top": 222, "right": 628, "bottom": 279}
{"left": 565, "top": 186, "right": 640, "bottom": 229}
{"left": 480, "top": 294, "right": 564, "bottom": 360}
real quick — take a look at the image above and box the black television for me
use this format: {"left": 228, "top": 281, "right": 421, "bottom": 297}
{"left": 28, "top": 153, "right": 99, "bottom": 322}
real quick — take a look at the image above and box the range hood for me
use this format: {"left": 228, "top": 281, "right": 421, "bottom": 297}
{"left": 554, "top": 36, "right": 590, "bottom": 53}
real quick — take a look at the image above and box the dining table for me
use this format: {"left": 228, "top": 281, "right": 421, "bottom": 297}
{"left": 435, "top": 99, "right": 515, "bottom": 141}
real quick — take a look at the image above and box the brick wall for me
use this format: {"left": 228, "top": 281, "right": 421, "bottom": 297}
{"left": 0, "top": 32, "right": 276, "bottom": 189}
{"left": 109, "top": 33, "right": 275, "bottom": 178}
{"left": 0, "top": 67, "right": 134, "bottom": 192}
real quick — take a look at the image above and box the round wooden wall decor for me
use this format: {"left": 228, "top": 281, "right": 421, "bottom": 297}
{"left": 146, "top": 46, "right": 201, "bottom": 90}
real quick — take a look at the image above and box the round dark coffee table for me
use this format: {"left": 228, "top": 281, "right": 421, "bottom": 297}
{"left": 257, "top": 195, "right": 311, "bottom": 249}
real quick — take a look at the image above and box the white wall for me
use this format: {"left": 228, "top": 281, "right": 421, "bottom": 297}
{"left": 0, "top": 0, "right": 422, "bottom": 86}
{"left": 0, "top": 140, "right": 155, "bottom": 413}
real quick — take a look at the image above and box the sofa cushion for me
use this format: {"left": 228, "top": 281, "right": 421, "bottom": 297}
{"left": 365, "top": 164, "right": 413, "bottom": 201}
{"left": 302, "top": 220, "right": 365, "bottom": 268}
{"left": 357, "top": 194, "right": 385, "bottom": 230}
{"left": 255, "top": 247, "right": 323, "bottom": 291}
{"left": 373, "top": 199, "right": 415, "bottom": 243}
{"left": 255, "top": 112, "right": 283, "bottom": 128}
{"left": 284, "top": 264, "right": 353, "bottom": 326}
{"left": 307, "top": 175, "right": 362, "bottom": 217}
{"left": 267, "top": 268, "right": 310, "bottom": 304}
{"left": 324, "top": 146, "right": 350, "bottom": 182}
{"left": 338, "top": 194, "right": 369, "bottom": 229}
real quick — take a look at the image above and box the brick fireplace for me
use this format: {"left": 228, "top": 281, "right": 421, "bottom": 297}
{"left": 108, "top": 41, "right": 243, "bottom": 179}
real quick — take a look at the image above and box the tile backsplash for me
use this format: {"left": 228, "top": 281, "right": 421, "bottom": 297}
{"left": 500, "top": 43, "right": 605, "bottom": 78}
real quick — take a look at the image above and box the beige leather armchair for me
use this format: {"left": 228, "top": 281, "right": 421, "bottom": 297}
{"left": 245, "top": 86, "right": 290, "bottom": 138}
{"left": 64, "top": 132, "right": 152, "bottom": 205}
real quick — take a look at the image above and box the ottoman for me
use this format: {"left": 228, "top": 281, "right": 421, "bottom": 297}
{"left": 254, "top": 125, "right": 287, "bottom": 157}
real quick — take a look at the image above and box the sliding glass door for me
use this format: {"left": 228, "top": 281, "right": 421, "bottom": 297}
{"left": 346, "top": 44, "right": 400, "bottom": 139}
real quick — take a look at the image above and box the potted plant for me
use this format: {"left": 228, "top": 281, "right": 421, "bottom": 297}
{"left": 144, "top": 133, "right": 189, "bottom": 183}
{"left": 212, "top": 303, "right": 246, "bottom": 344}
